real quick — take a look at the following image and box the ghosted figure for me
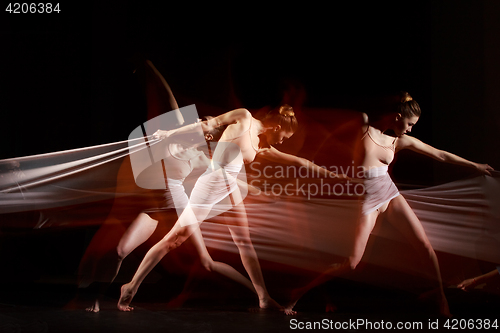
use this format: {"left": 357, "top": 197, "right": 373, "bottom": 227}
{"left": 79, "top": 61, "right": 255, "bottom": 312}
{"left": 117, "top": 100, "right": 352, "bottom": 312}
{"left": 79, "top": 127, "right": 242, "bottom": 312}
{"left": 285, "top": 92, "right": 494, "bottom": 317}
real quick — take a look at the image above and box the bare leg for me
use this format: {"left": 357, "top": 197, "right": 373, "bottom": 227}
{"left": 385, "top": 195, "right": 451, "bottom": 317}
{"left": 225, "top": 202, "right": 282, "bottom": 310}
{"left": 118, "top": 174, "right": 278, "bottom": 311}
{"left": 165, "top": 205, "right": 282, "bottom": 309}
{"left": 166, "top": 223, "right": 258, "bottom": 307}
{"left": 86, "top": 213, "right": 158, "bottom": 312}
{"left": 190, "top": 225, "right": 256, "bottom": 292}
{"left": 116, "top": 213, "right": 159, "bottom": 269}
{"left": 118, "top": 205, "right": 208, "bottom": 311}
{"left": 285, "top": 210, "right": 380, "bottom": 315}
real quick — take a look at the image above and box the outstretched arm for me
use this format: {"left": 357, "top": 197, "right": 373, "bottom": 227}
{"left": 153, "top": 108, "right": 251, "bottom": 140}
{"left": 396, "top": 135, "right": 494, "bottom": 175}
{"left": 258, "top": 146, "right": 349, "bottom": 179}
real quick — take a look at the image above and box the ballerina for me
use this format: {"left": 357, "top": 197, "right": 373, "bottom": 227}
{"left": 79, "top": 127, "right": 261, "bottom": 312}
{"left": 117, "top": 103, "right": 349, "bottom": 312}
{"left": 284, "top": 91, "right": 494, "bottom": 316}
{"left": 79, "top": 60, "right": 257, "bottom": 312}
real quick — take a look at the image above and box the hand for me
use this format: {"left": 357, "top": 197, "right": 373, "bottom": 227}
{"left": 152, "top": 129, "right": 169, "bottom": 140}
{"left": 200, "top": 117, "right": 219, "bottom": 133}
{"left": 475, "top": 163, "right": 494, "bottom": 176}
{"left": 457, "top": 278, "right": 477, "bottom": 291}
{"left": 339, "top": 173, "right": 351, "bottom": 180}
{"left": 200, "top": 119, "right": 211, "bottom": 133}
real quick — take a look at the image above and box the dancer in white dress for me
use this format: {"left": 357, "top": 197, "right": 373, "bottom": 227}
{"left": 79, "top": 60, "right": 257, "bottom": 312}
{"left": 117, "top": 104, "right": 348, "bottom": 311}
{"left": 284, "top": 92, "right": 494, "bottom": 316}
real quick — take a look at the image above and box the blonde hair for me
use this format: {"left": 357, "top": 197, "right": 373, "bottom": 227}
{"left": 401, "top": 92, "right": 413, "bottom": 103}
{"left": 262, "top": 104, "right": 298, "bottom": 132}
{"left": 398, "top": 92, "right": 421, "bottom": 118}
{"left": 279, "top": 104, "right": 295, "bottom": 117}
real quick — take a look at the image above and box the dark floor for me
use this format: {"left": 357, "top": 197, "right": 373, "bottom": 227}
{"left": 1, "top": 279, "right": 499, "bottom": 333}
{"left": 1, "top": 225, "right": 499, "bottom": 332}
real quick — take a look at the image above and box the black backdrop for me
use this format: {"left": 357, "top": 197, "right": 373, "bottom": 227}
{"left": 2, "top": 1, "right": 499, "bottom": 181}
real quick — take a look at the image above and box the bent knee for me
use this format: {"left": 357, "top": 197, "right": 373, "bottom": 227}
{"left": 157, "top": 236, "right": 182, "bottom": 253}
{"left": 116, "top": 247, "right": 127, "bottom": 261}
{"left": 232, "top": 238, "right": 252, "bottom": 250}
{"left": 168, "top": 238, "right": 184, "bottom": 251}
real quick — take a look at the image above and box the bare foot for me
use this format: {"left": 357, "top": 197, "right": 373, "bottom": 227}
{"left": 283, "top": 305, "right": 297, "bottom": 316}
{"left": 118, "top": 284, "right": 136, "bottom": 312}
{"left": 284, "top": 288, "right": 303, "bottom": 315}
{"left": 249, "top": 296, "right": 286, "bottom": 313}
{"left": 259, "top": 297, "right": 283, "bottom": 310}
{"left": 85, "top": 299, "right": 100, "bottom": 313}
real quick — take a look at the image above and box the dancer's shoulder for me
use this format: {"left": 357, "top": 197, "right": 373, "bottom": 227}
{"left": 396, "top": 135, "right": 434, "bottom": 155}
{"left": 360, "top": 113, "right": 370, "bottom": 137}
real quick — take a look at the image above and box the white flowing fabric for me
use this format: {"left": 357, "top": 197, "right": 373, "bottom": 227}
{"left": 1, "top": 140, "right": 499, "bottom": 280}
{"left": 200, "top": 175, "right": 500, "bottom": 277}
{"left": 404, "top": 176, "right": 500, "bottom": 264}
{"left": 0, "top": 137, "right": 157, "bottom": 214}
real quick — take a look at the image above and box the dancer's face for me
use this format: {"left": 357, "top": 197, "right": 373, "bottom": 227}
{"left": 394, "top": 114, "right": 419, "bottom": 137}
{"left": 267, "top": 126, "right": 294, "bottom": 145}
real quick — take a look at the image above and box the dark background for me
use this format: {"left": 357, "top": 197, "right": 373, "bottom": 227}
{"left": 2, "top": 1, "right": 499, "bottom": 181}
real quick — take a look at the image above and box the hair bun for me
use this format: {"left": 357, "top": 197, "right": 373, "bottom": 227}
{"left": 401, "top": 92, "right": 413, "bottom": 103}
{"left": 279, "top": 104, "right": 295, "bottom": 117}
